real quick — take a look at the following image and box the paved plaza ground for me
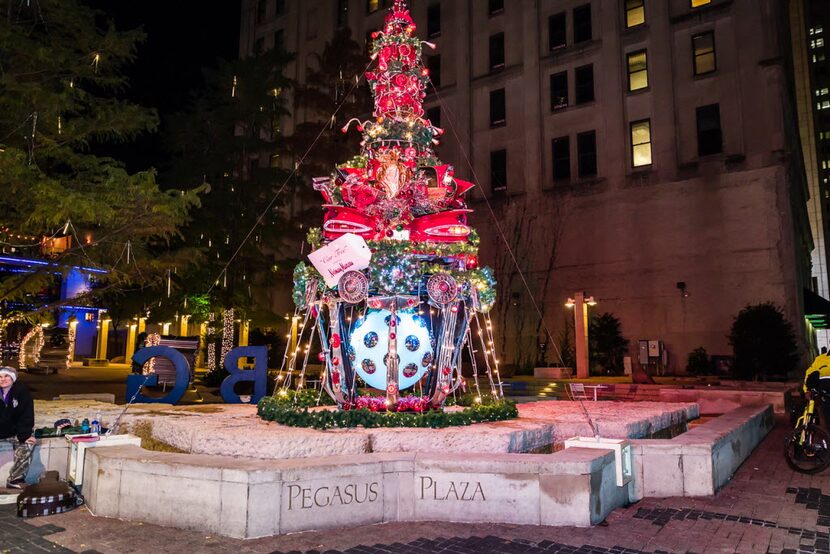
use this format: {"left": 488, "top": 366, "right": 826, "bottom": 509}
{"left": 0, "top": 416, "right": 826, "bottom": 554}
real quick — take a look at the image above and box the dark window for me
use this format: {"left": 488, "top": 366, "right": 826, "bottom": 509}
{"left": 274, "top": 29, "right": 284, "bottom": 50}
{"left": 626, "top": 49, "right": 648, "bottom": 91}
{"left": 488, "top": 0, "right": 504, "bottom": 16}
{"left": 337, "top": 0, "right": 349, "bottom": 27}
{"left": 696, "top": 104, "right": 722, "bottom": 156}
{"left": 489, "top": 33, "right": 505, "bottom": 70}
{"left": 574, "top": 64, "right": 594, "bottom": 104}
{"left": 550, "top": 71, "right": 568, "bottom": 110}
{"left": 427, "top": 55, "right": 441, "bottom": 88}
{"left": 573, "top": 4, "right": 592, "bottom": 43}
{"left": 577, "top": 131, "right": 597, "bottom": 177}
{"left": 275, "top": 0, "right": 285, "bottom": 15}
{"left": 490, "top": 88, "right": 506, "bottom": 126}
{"left": 552, "top": 137, "right": 571, "bottom": 181}
{"left": 428, "top": 4, "right": 441, "bottom": 38}
{"left": 491, "top": 150, "right": 507, "bottom": 192}
{"left": 625, "top": 0, "right": 645, "bottom": 28}
{"left": 256, "top": 0, "right": 267, "bottom": 23}
{"left": 693, "top": 32, "right": 716, "bottom": 75}
{"left": 549, "top": 12, "right": 566, "bottom": 51}
{"left": 427, "top": 106, "right": 441, "bottom": 128}
{"left": 254, "top": 37, "right": 265, "bottom": 55}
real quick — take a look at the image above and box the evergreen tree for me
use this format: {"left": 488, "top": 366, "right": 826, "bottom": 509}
{"left": 288, "top": 28, "right": 373, "bottom": 178}
{"left": 728, "top": 302, "right": 799, "bottom": 380}
{"left": 0, "top": 0, "right": 202, "bottom": 308}
{"left": 589, "top": 312, "right": 629, "bottom": 375}
{"left": 164, "top": 47, "right": 295, "bottom": 335}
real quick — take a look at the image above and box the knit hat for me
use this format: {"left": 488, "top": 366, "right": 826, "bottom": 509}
{"left": 0, "top": 366, "right": 17, "bottom": 383}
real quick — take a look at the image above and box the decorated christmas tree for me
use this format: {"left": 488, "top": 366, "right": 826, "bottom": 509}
{"left": 286, "top": 0, "right": 500, "bottom": 412}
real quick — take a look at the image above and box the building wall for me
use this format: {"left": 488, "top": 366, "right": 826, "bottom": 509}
{"left": 240, "top": 0, "right": 814, "bottom": 371}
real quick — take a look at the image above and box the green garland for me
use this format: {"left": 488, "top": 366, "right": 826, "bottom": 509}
{"left": 257, "top": 396, "right": 518, "bottom": 430}
{"left": 292, "top": 262, "right": 323, "bottom": 309}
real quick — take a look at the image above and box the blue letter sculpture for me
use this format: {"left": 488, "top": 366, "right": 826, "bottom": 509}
{"left": 220, "top": 345, "right": 268, "bottom": 404}
{"left": 126, "top": 345, "right": 190, "bottom": 404}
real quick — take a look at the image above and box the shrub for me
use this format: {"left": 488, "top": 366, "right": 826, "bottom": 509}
{"left": 728, "top": 302, "right": 799, "bottom": 380}
{"left": 589, "top": 312, "right": 629, "bottom": 375}
{"left": 685, "top": 346, "right": 712, "bottom": 375}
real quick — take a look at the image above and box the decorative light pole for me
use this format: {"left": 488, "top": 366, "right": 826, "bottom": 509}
{"left": 565, "top": 292, "right": 596, "bottom": 379}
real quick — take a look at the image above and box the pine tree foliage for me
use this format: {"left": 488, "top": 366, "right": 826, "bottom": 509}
{"left": 0, "top": 0, "right": 203, "bottom": 307}
{"left": 164, "top": 47, "right": 295, "bottom": 323}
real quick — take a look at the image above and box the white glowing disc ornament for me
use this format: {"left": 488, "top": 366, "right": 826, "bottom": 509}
{"left": 350, "top": 308, "right": 433, "bottom": 391}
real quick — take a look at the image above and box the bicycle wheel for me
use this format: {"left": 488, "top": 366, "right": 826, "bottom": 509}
{"left": 786, "top": 424, "right": 830, "bottom": 474}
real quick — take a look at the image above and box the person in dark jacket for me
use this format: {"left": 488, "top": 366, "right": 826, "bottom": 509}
{"left": 0, "top": 366, "right": 35, "bottom": 489}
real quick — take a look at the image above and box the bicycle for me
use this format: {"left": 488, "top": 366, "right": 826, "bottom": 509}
{"left": 785, "top": 388, "right": 830, "bottom": 474}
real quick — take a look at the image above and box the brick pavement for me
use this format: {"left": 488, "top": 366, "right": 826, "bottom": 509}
{"left": 2, "top": 416, "right": 829, "bottom": 554}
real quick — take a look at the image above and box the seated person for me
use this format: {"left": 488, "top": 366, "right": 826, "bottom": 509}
{"left": 0, "top": 367, "right": 35, "bottom": 489}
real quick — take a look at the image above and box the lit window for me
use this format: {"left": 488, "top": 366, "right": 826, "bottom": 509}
{"left": 691, "top": 0, "right": 711, "bottom": 7}
{"left": 625, "top": 0, "right": 645, "bottom": 28}
{"left": 819, "top": 26, "right": 825, "bottom": 35}
{"left": 630, "top": 120, "right": 652, "bottom": 167}
{"left": 693, "top": 32, "right": 716, "bottom": 75}
{"left": 627, "top": 50, "right": 648, "bottom": 91}
{"left": 367, "top": 0, "right": 381, "bottom": 13}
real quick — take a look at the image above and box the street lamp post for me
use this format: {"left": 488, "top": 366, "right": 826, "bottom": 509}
{"left": 566, "top": 292, "right": 596, "bottom": 379}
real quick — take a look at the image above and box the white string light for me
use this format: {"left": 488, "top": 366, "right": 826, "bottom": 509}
{"left": 18, "top": 325, "right": 44, "bottom": 370}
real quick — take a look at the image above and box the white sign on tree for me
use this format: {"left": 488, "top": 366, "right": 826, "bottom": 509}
{"left": 307, "top": 233, "right": 373, "bottom": 288}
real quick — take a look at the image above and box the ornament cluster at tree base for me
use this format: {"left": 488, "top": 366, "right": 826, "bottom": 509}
{"left": 279, "top": 0, "right": 503, "bottom": 414}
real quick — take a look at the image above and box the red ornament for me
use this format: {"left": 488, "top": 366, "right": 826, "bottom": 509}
{"left": 332, "top": 372, "right": 340, "bottom": 385}
{"left": 466, "top": 256, "right": 478, "bottom": 269}
{"left": 318, "top": 352, "right": 326, "bottom": 362}
{"left": 332, "top": 357, "right": 340, "bottom": 366}
{"left": 389, "top": 318, "right": 396, "bottom": 327}
{"left": 442, "top": 367, "right": 451, "bottom": 376}
{"left": 386, "top": 230, "right": 394, "bottom": 237}
{"left": 387, "top": 383, "right": 398, "bottom": 394}
{"left": 371, "top": 31, "right": 379, "bottom": 39}
{"left": 331, "top": 334, "right": 341, "bottom": 348}
{"left": 390, "top": 332, "right": 397, "bottom": 340}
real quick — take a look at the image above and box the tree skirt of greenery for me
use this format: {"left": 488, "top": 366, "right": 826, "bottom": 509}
{"left": 257, "top": 396, "right": 518, "bottom": 430}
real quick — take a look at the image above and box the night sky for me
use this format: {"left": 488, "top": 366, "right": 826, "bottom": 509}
{"left": 86, "top": 0, "right": 242, "bottom": 178}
